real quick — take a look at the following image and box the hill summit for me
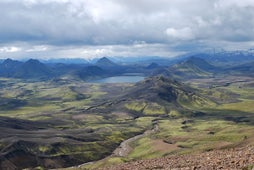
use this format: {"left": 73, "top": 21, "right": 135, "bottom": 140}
{"left": 116, "top": 76, "right": 214, "bottom": 117}
{"left": 14, "top": 59, "right": 52, "bottom": 79}
{"left": 183, "top": 56, "right": 216, "bottom": 72}
{"left": 131, "top": 76, "right": 211, "bottom": 105}
{"left": 168, "top": 57, "right": 216, "bottom": 79}
{"left": 96, "top": 57, "right": 117, "bottom": 67}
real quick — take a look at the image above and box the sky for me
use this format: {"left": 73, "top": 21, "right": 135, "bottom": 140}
{"left": 0, "top": 0, "right": 254, "bottom": 60}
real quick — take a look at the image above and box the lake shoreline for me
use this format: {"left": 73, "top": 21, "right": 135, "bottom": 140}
{"left": 88, "top": 75, "right": 146, "bottom": 83}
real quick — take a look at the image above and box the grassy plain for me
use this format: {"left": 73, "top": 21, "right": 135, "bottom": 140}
{"left": 1, "top": 76, "right": 254, "bottom": 169}
{"left": 76, "top": 77, "right": 254, "bottom": 170}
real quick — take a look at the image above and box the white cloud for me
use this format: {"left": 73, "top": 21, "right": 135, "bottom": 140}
{"left": 26, "top": 45, "right": 48, "bottom": 52}
{"left": 0, "top": 43, "right": 184, "bottom": 60}
{"left": 165, "top": 27, "right": 194, "bottom": 40}
{"left": 215, "top": 0, "right": 254, "bottom": 8}
{"left": 0, "top": 0, "right": 253, "bottom": 59}
{"left": 0, "top": 46, "right": 21, "bottom": 53}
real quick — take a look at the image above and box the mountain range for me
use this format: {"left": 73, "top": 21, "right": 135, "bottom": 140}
{"left": 0, "top": 51, "right": 254, "bottom": 169}
{"left": 0, "top": 50, "right": 254, "bottom": 81}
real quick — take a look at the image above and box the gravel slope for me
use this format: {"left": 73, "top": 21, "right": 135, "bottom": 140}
{"left": 99, "top": 146, "right": 254, "bottom": 170}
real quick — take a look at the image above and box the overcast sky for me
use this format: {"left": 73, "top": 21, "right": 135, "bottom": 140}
{"left": 0, "top": 0, "right": 254, "bottom": 59}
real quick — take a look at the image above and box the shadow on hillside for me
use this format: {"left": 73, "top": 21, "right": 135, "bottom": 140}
{"left": 190, "top": 109, "right": 254, "bottom": 125}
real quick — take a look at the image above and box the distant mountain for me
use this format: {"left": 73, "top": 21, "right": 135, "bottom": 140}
{"left": 14, "top": 59, "right": 53, "bottom": 79}
{"left": 48, "top": 63, "right": 85, "bottom": 77}
{"left": 228, "top": 61, "right": 254, "bottom": 76}
{"left": 183, "top": 57, "right": 216, "bottom": 72}
{"left": 94, "top": 57, "right": 130, "bottom": 76}
{"left": 192, "top": 50, "right": 254, "bottom": 66}
{"left": 151, "top": 53, "right": 254, "bottom": 79}
{"left": 0, "top": 59, "right": 23, "bottom": 77}
{"left": 96, "top": 57, "right": 118, "bottom": 67}
{"left": 40, "top": 50, "right": 254, "bottom": 67}
{"left": 108, "top": 56, "right": 188, "bottom": 66}
{"left": 146, "top": 62, "right": 160, "bottom": 69}
{"left": 159, "top": 57, "right": 217, "bottom": 79}
{"left": 0, "top": 50, "right": 253, "bottom": 81}
{"left": 78, "top": 65, "right": 106, "bottom": 80}
{"left": 42, "top": 58, "right": 88, "bottom": 64}
{"left": 1, "top": 58, "right": 23, "bottom": 69}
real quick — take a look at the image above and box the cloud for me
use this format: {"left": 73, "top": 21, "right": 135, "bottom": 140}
{"left": 215, "top": 0, "right": 254, "bottom": 8}
{"left": 26, "top": 45, "right": 48, "bottom": 52}
{"left": 0, "top": 43, "right": 184, "bottom": 60}
{"left": 165, "top": 27, "right": 194, "bottom": 40}
{"left": 0, "top": 0, "right": 253, "bottom": 59}
{"left": 0, "top": 46, "right": 21, "bottom": 53}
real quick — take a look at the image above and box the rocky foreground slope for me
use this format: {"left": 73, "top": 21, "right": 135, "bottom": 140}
{"left": 99, "top": 146, "right": 254, "bottom": 170}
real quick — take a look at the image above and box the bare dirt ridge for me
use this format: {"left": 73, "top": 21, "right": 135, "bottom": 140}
{"left": 99, "top": 145, "right": 254, "bottom": 170}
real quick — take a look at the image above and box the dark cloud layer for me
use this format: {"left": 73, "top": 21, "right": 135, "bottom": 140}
{"left": 0, "top": 0, "right": 254, "bottom": 59}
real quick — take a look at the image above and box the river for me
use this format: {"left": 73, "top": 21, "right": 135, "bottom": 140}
{"left": 71, "top": 124, "right": 159, "bottom": 169}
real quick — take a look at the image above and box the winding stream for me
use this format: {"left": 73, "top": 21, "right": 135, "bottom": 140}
{"left": 73, "top": 124, "right": 159, "bottom": 168}
{"left": 113, "top": 124, "right": 159, "bottom": 157}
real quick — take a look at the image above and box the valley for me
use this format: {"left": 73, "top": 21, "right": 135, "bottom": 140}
{"left": 0, "top": 55, "right": 254, "bottom": 169}
{"left": 76, "top": 76, "right": 254, "bottom": 170}
{"left": 2, "top": 1, "right": 254, "bottom": 169}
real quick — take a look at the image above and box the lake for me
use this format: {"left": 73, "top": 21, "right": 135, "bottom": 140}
{"left": 90, "top": 75, "right": 145, "bottom": 83}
